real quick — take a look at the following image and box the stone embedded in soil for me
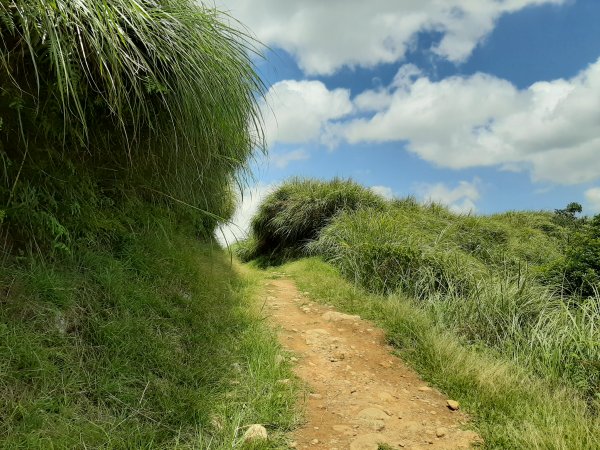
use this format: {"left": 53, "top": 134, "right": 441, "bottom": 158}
{"left": 377, "top": 391, "right": 395, "bottom": 402}
{"left": 436, "top": 427, "right": 447, "bottom": 438}
{"left": 330, "top": 351, "right": 346, "bottom": 362}
{"left": 418, "top": 386, "right": 433, "bottom": 392}
{"left": 350, "top": 433, "right": 392, "bottom": 450}
{"left": 357, "top": 407, "right": 390, "bottom": 421}
{"left": 242, "top": 424, "right": 268, "bottom": 443}
{"left": 358, "top": 407, "right": 390, "bottom": 429}
{"left": 322, "top": 311, "right": 361, "bottom": 322}
{"left": 447, "top": 400, "right": 460, "bottom": 411}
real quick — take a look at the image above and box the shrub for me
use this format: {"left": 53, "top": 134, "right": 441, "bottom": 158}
{"left": 245, "top": 178, "right": 387, "bottom": 261}
{"left": 542, "top": 215, "right": 600, "bottom": 298}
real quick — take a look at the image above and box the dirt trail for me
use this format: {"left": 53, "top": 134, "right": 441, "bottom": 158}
{"left": 264, "top": 276, "right": 480, "bottom": 450}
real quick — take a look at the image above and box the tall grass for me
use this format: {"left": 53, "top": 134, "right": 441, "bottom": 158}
{"left": 0, "top": 0, "right": 265, "bottom": 250}
{"left": 238, "top": 177, "right": 386, "bottom": 262}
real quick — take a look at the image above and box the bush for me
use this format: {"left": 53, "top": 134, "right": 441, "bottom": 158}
{"left": 243, "top": 178, "right": 387, "bottom": 261}
{"left": 542, "top": 215, "right": 600, "bottom": 298}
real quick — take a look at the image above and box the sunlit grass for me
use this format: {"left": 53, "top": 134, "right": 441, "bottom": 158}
{"left": 0, "top": 209, "right": 299, "bottom": 448}
{"left": 281, "top": 258, "right": 600, "bottom": 449}
{"left": 1, "top": 0, "right": 266, "bottom": 249}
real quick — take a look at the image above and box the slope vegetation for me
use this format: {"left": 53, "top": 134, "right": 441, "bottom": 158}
{"left": 241, "top": 177, "right": 600, "bottom": 448}
{"left": 1, "top": 209, "right": 297, "bottom": 447}
{"left": 0, "top": 1, "right": 298, "bottom": 447}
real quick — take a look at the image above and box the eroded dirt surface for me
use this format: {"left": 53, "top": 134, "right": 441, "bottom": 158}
{"left": 264, "top": 276, "right": 481, "bottom": 450}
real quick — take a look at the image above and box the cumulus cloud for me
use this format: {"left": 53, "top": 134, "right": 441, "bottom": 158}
{"left": 216, "top": 183, "right": 277, "bottom": 246}
{"left": 585, "top": 187, "right": 600, "bottom": 214}
{"left": 333, "top": 58, "right": 600, "bottom": 185}
{"left": 270, "top": 149, "right": 310, "bottom": 169}
{"left": 264, "top": 80, "right": 352, "bottom": 147}
{"left": 370, "top": 185, "right": 395, "bottom": 200}
{"left": 416, "top": 179, "right": 481, "bottom": 214}
{"left": 216, "top": 0, "right": 565, "bottom": 75}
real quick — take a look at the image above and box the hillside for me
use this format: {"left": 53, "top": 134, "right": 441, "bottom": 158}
{"left": 0, "top": 1, "right": 300, "bottom": 447}
{"left": 239, "top": 177, "right": 600, "bottom": 449}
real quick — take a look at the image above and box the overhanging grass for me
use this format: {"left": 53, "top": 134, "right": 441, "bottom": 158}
{"left": 0, "top": 211, "right": 298, "bottom": 448}
{"left": 280, "top": 258, "right": 600, "bottom": 449}
{"left": 1, "top": 0, "right": 265, "bottom": 251}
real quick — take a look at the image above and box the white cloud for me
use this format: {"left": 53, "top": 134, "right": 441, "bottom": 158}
{"left": 416, "top": 179, "right": 481, "bottom": 214}
{"left": 333, "top": 58, "right": 600, "bottom": 185}
{"left": 217, "top": 0, "right": 565, "bottom": 75}
{"left": 264, "top": 80, "right": 352, "bottom": 147}
{"left": 370, "top": 185, "right": 395, "bottom": 200}
{"left": 585, "top": 187, "right": 600, "bottom": 214}
{"left": 216, "top": 183, "right": 277, "bottom": 246}
{"left": 270, "top": 149, "right": 310, "bottom": 169}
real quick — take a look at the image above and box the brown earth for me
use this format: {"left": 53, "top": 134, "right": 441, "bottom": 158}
{"left": 264, "top": 276, "right": 481, "bottom": 450}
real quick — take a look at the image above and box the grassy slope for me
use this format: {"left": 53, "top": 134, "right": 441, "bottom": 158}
{"left": 312, "top": 201, "right": 563, "bottom": 297}
{"left": 280, "top": 258, "right": 600, "bottom": 449}
{"left": 311, "top": 201, "right": 599, "bottom": 398}
{"left": 0, "top": 216, "right": 298, "bottom": 448}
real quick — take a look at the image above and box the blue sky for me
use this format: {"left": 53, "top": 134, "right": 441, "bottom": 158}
{"left": 216, "top": 0, "right": 600, "bottom": 242}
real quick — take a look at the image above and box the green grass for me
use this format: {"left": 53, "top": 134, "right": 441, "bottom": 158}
{"left": 309, "top": 203, "right": 600, "bottom": 397}
{"left": 238, "top": 177, "right": 387, "bottom": 262}
{"left": 1, "top": 0, "right": 265, "bottom": 252}
{"left": 279, "top": 258, "right": 600, "bottom": 449}
{"left": 0, "top": 3, "right": 301, "bottom": 447}
{"left": 0, "top": 212, "right": 299, "bottom": 448}
{"left": 311, "top": 202, "right": 562, "bottom": 297}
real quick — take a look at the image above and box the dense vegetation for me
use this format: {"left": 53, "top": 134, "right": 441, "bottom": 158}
{"left": 1, "top": 0, "right": 264, "bottom": 253}
{"left": 237, "top": 178, "right": 386, "bottom": 263}
{"left": 1, "top": 210, "right": 298, "bottom": 448}
{"left": 0, "top": 1, "right": 297, "bottom": 447}
{"left": 241, "top": 177, "right": 600, "bottom": 447}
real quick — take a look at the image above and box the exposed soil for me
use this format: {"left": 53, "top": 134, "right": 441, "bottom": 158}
{"left": 264, "top": 276, "right": 481, "bottom": 450}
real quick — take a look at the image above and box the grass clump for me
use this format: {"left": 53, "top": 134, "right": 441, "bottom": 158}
{"left": 0, "top": 207, "right": 299, "bottom": 448}
{"left": 1, "top": 0, "right": 264, "bottom": 252}
{"left": 310, "top": 201, "right": 561, "bottom": 297}
{"left": 281, "top": 258, "right": 600, "bottom": 449}
{"left": 238, "top": 177, "right": 386, "bottom": 263}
